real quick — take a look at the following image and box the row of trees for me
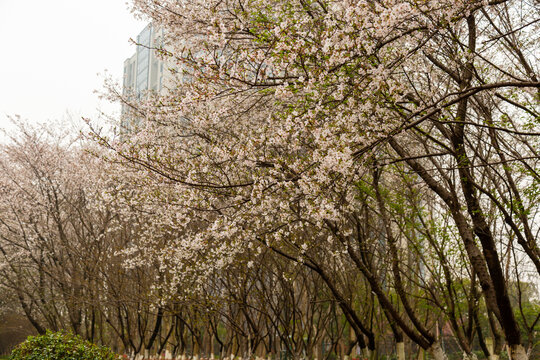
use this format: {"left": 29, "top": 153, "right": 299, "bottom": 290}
{"left": 0, "top": 126, "right": 411, "bottom": 359}
{"left": 1, "top": 0, "right": 539, "bottom": 359}
{"left": 1, "top": 123, "right": 537, "bottom": 359}
{"left": 0, "top": 123, "right": 392, "bottom": 358}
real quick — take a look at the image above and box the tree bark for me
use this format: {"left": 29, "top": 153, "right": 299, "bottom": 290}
{"left": 462, "top": 352, "right": 478, "bottom": 360}
{"left": 396, "top": 342, "right": 405, "bottom": 360}
{"left": 508, "top": 344, "right": 528, "bottom": 360}
{"left": 427, "top": 341, "right": 448, "bottom": 360}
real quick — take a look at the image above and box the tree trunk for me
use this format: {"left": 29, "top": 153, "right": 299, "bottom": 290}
{"left": 462, "top": 352, "right": 478, "bottom": 360}
{"left": 396, "top": 342, "right": 405, "bottom": 360}
{"left": 428, "top": 341, "right": 448, "bottom": 360}
{"left": 417, "top": 347, "right": 424, "bottom": 360}
{"left": 508, "top": 344, "right": 528, "bottom": 360}
{"left": 362, "top": 347, "right": 371, "bottom": 360}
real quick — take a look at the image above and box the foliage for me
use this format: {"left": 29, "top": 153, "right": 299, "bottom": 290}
{"left": 9, "top": 331, "right": 118, "bottom": 360}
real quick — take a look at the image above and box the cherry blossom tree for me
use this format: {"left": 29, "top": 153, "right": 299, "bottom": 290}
{"left": 0, "top": 121, "right": 173, "bottom": 355}
{"left": 98, "top": 0, "right": 540, "bottom": 359}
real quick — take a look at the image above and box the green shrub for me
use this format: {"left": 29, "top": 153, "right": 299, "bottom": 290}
{"left": 9, "top": 331, "right": 119, "bottom": 360}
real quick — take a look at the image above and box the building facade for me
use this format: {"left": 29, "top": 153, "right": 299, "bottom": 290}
{"left": 123, "top": 23, "right": 166, "bottom": 97}
{"left": 121, "top": 24, "right": 167, "bottom": 131}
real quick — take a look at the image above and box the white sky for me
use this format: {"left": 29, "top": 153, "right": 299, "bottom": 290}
{"left": 0, "top": 0, "right": 147, "bottom": 132}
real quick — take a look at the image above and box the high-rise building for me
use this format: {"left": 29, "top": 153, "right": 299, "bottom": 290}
{"left": 121, "top": 24, "right": 167, "bottom": 131}
{"left": 123, "top": 23, "right": 166, "bottom": 97}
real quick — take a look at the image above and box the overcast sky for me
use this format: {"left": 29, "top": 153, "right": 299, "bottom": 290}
{"left": 0, "top": 0, "right": 147, "bottom": 132}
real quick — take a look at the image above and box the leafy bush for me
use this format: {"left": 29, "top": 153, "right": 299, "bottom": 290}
{"left": 9, "top": 331, "right": 118, "bottom": 360}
